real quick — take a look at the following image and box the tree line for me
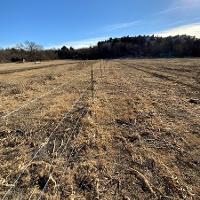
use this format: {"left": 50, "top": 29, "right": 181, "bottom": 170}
{"left": 0, "top": 35, "right": 200, "bottom": 62}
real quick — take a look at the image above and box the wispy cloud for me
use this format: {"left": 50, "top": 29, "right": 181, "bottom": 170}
{"left": 155, "top": 6, "right": 186, "bottom": 15}
{"left": 67, "top": 37, "right": 108, "bottom": 49}
{"left": 46, "top": 20, "right": 141, "bottom": 49}
{"left": 155, "top": 0, "right": 200, "bottom": 16}
{"left": 158, "top": 17, "right": 200, "bottom": 28}
{"left": 103, "top": 20, "right": 141, "bottom": 32}
{"left": 46, "top": 36, "right": 109, "bottom": 49}
{"left": 86, "top": 20, "right": 141, "bottom": 36}
{"left": 156, "top": 23, "right": 200, "bottom": 38}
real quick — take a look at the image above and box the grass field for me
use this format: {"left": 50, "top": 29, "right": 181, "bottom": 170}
{"left": 0, "top": 59, "right": 200, "bottom": 200}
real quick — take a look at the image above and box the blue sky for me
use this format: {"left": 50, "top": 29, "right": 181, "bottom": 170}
{"left": 0, "top": 0, "right": 200, "bottom": 49}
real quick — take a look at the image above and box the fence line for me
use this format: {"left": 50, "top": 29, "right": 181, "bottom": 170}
{"left": 2, "top": 85, "right": 90, "bottom": 200}
{"left": 37, "top": 64, "right": 96, "bottom": 199}
{"left": 37, "top": 108, "right": 88, "bottom": 200}
{"left": 1, "top": 82, "right": 69, "bottom": 120}
{"left": 2, "top": 62, "right": 96, "bottom": 200}
{"left": 0, "top": 61, "right": 86, "bottom": 120}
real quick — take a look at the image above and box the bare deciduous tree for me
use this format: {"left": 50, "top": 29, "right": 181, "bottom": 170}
{"left": 16, "top": 41, "right": 43, "bottom": 61}
{"left": 24, "top": 41, "right": 43, "bottom": 52}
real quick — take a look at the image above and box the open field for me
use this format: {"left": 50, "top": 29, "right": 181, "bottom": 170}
{"left": 0, "top": 60, "right": 76, "bottom": 74}
{"left": 0, "top": 59, "right": 200, "bottom": 200}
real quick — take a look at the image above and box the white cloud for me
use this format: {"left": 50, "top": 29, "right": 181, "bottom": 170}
{"left": 156, "top": 23, "right": 200, "bottom": 38}
{"left": 67, "top": 37, "right": 108, "bottom": 49}
{"left": 46, "top": 20, "right": 140, "bottom": 49}
{"left": 155, "top": 6, "right": 186, "bottom": 15}
{"left": 155, "top": 0, "right": 200, "bottom": 16}
{"left": 103, "top": 21, "right": 140, "bottom": 32}
{"left": 46, "top": 36, "right": 109, "bottom": 49}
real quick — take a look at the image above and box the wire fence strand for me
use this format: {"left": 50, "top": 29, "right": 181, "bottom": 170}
{"left": 1, "top": 82, "right": 69, "bottom": 120}
{"left": 37, "top": 108, "right": 88, "bottom": 200}
{"left": 2, "top": 85, "right": 90, "bottom": 200}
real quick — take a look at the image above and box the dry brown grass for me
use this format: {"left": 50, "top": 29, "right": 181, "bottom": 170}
{"left": 0, "top": 60, "right": 75, "bottom": 73}
{"left": 0, "top": 59, "right": 199, "bottom": 199}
